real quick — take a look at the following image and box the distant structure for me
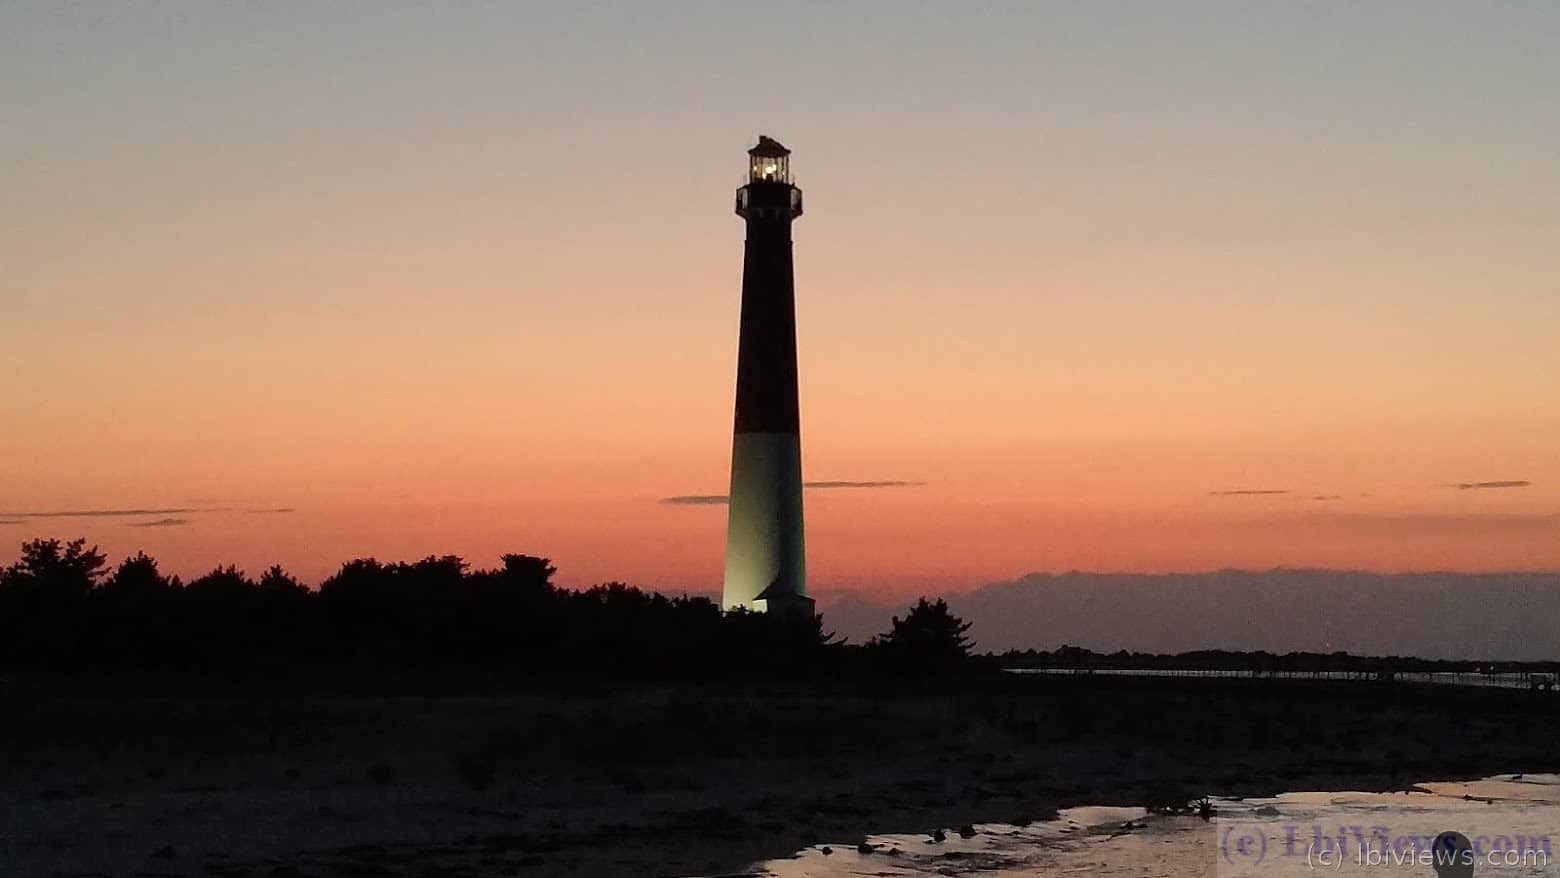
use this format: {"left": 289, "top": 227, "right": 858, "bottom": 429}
{"left": 722, "top": 136, "right": 812, "bottom": 616}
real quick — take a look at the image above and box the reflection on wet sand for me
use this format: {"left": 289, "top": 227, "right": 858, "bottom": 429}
{"left": 712, "top": 775, "right": 1559, "bottom": 877}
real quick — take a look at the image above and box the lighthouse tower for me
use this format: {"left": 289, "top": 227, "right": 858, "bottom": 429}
{"left": 722, "top": 136, "right": 812, "bottom": 616}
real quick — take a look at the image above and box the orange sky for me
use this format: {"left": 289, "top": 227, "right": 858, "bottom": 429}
{"left": 3, "top": 4, "right": 1557, "bottom": 593}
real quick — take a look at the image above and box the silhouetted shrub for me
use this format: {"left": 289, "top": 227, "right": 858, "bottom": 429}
{"left": 258, "top": 565, "right": 306, "bottom": 593}
{"left": 871, "top": 597, "right": 973, "bottom": 674}
{"left": 0, "top": 539, "right": 109, "bottom": 668}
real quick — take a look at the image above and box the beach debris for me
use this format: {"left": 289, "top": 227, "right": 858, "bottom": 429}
{"left": 929, "top": 828, "right": 947, "bottom": 843}
{"left": 856, "top": 841, "right": 875, "bottom": 854}
{"left": 1104, "top": 819, "right": 1147, "bottom": 839}
{"left": 1197, "top": 798, "right": 1217, "bottom": 821}
{"left": 1254, "top": 805, "right": 1281, "bottom": 817}
{"left": 819, "top": 845, "right": 832, "bottom": 856}
{"left": 1144, "top": 784, "right": 1197, "bottom": 815}
{"left": 958, "top": 824, "right": 978, "bottom": 838}
{"left": 1012, "top": 815, "right": 1033, "bottom": 827}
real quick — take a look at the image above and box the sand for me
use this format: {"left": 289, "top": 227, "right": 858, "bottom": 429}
{"left": 1, "top": 675, "right": 1555, "bottom": 876}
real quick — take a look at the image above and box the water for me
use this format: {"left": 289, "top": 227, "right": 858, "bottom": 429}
{"left": 1005, "top": 667, "right": 1555, "bottom": 691}
{"left": 700, "top": 775, "right": 1560, "bottom": 877}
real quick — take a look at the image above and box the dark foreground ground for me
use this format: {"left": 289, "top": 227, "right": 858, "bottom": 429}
{"left": 2, "top": 674, "right": 1556, "bottom": 877}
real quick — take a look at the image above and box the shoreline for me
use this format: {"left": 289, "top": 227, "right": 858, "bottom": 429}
{"left": 737, "top": 774, "right": 1560, "bottom": 878}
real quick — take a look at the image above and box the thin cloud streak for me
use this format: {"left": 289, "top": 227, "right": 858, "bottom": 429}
{"left": 660, "top": 495, "right": 730, "bottom": 506}
{"left": 131, "top": 518, "right": 192, "bottom": 528}
{"left": 1447, "top": 480, "right": 1532, "bottom": 490}
{"left": 0, "top": 508, "right": 196, "bottom": 519}
{"left": 1209, "top": 489, "right": 1289, "bottom": 497}
{"left": 804, "top": 480, "right": 925, "bottom": 489}
{"left": 661, "top": 480, "right": 924, "bottom": 505}
{"left": 0, "top": 505, "right": 294, "bottom": 519}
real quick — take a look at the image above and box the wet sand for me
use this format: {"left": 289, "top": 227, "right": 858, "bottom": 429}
{"left": 743, "top": 776, "right": 1560, "bottom": 877}
{"left": 1, "top": 675, "right": 1555, "bottom": 876}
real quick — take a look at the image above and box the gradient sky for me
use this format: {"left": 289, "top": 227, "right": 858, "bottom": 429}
{"left": 3, "top": 2, "right": 1557, "bottom": 593}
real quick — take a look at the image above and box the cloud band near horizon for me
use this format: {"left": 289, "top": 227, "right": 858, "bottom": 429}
{"left": 662, "top": 480, "right": 924, "bottom": 505}
{"left": 1447, "top": 480, "right": 1532, "bottom": 490}
{"left": 0, "top": 507, "right": 294, "bottom": 519}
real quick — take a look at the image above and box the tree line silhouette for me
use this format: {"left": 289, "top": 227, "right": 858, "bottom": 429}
{"left": 0, "top": 539, "right": 975, "bottom": 680}
{"left": 999, "top": 645, "right": 1560, "bottom": 677}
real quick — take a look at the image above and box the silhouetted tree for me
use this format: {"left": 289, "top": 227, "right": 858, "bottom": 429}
{"left": 873, "top": 597, "right": 973, "bottom": 673}
{"left": 96, "top": 551, "right": 180, "bottom": 666}
{"left": 0, "top": 539, "right": 108, "bottom": 667}
{"left": 107, "top": 551, "right": 172, "bottom": 594}
{"left": 187, "top": 564, "right": 255, "bottom": 596}
{"left": 500, "top": 554, "right": 555, "bottom": 590}
{"left": 258, "top": 564, "right": 305, "bottom": 593}
{"left": 2, "top": 538, "right": 108, "bottom": 597}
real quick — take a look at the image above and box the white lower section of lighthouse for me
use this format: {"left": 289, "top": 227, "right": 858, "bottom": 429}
{"left": 721, "top": 432, "right": 806, "bottom": 612}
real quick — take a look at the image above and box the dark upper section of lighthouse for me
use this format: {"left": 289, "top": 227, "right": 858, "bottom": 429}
{"left": 731, "top": 135, "right": 802, "bottom": 435}
{"left": 737, "top": 135, "right": 802, "bottom": 220}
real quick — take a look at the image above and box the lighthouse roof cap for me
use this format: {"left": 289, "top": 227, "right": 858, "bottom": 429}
{"left": 748, "top": 135, "right": 791, "bottom": 157}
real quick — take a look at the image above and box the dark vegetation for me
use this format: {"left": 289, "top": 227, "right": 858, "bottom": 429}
{"left": 0, "top": 538, "right": 974, "bottom": 681}
{"left": 1002, "top": 644, "right": 1560, "bottom": 677}
{"left": 869, "top": 597, "right": 974, "bottom": 673}
{"left": 5, "top": 537, "right": 1552, "bottom": 687}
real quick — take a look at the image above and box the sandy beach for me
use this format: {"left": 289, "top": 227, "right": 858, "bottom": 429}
{"left": 2, "top": 675, "right": 1555, "bottom": 877}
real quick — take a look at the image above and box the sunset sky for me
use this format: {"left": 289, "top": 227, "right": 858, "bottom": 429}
{"left": 4, "top": 2, "right": 1557, "bottom": 595}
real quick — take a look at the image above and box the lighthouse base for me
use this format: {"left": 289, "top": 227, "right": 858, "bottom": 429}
{"left": 722, "top": 432, "right": 806, "bottom": 612}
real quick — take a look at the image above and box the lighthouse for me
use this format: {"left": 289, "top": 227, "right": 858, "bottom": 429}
{"left": 722, "top": 136, "right": 812, "bottom": 616}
